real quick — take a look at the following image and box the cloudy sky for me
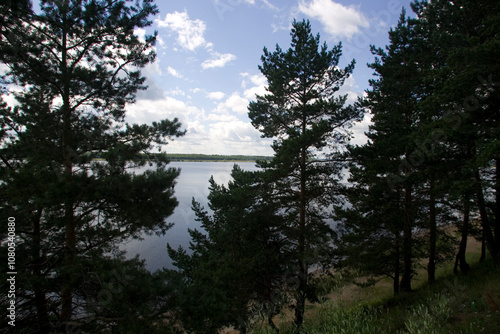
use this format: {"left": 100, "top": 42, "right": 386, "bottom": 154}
{"left": 127, "top": 0, "right": 414, "bottom": 155}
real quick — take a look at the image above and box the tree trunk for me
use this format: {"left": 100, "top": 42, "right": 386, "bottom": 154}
{"left": 400, "top": 184, "right": 412, "bottom": 292}
{"left": 33, "top": 209, "right": 51, "bottom": 333}
{"left": 495, "top": 156, "right": 499, "bottom": 248}
{"left": 60, "top": 12, "right": 76, "bottom": 326}
{"left": 61, "top": 199, "right": 76, "bottom": 325}
{"left": 394, "top": 231, "right": 401, "bottom": 295}
{"left": 428, "top": 179, "right": 436, "bottom": 283}
{"left": 474, "top": 167, "right": 499, "bottom": 263}
{"left": 454, "top": 194, "right": 471, "bottom": 274}
{"left": 294, "top": 141, "right": 307, "bottom": 333}
{"left": 480, "top": 228, "right": 486, "bottom": 262}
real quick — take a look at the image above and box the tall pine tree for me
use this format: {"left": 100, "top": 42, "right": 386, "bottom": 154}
{"left": 0, "top": 1, "right": 184, "bottom": 332}
{"left": 412, "top": 0, "right": 500, "bottom": 263}
{"left": 337, "top": 9, "right": 425, "bottom": 293}
{"left": 248, "top": 19, "right": 362, "bottom": 331}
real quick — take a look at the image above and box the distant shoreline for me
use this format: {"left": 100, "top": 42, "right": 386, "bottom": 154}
{"left": 166, "top": 153, "right": 272, "bottom": 162}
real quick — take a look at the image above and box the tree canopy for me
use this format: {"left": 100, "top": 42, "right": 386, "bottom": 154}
{"left": 0, "top": 1, "right": 184, "bottom": 332}
{"left": 248, "top": 19, "right": 362, "bottom": 332}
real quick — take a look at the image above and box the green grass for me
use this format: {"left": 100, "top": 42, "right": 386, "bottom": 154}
{"left": 249, "top": 259, "right": 500, "bottom": 334}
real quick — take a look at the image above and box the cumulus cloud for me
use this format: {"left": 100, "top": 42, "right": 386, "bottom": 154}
{"left": 157, "top": 10, "right": 236, "bottom": 70}
{"left": 242, "top": 74, "right": 267, "bottom": 100}
{"left": 134, "top": 28, "right": 146, "bottom": 42}
{"left": 213, "top": 93, "right": 249, "bottom": 115}
{"left": 167, "top": 66, "right": 183, "bottom": 78}
{"left": 336, "top": 75, "right": 360, "bottom": 106}
{"left": 127, "top": 86, "right": 273, "bottom": 155}
{"left": 207, "top": 91, "right": 226, "bottom": 100}
{"left": 225, "top": 94, "right": 249, "bottom": 114}
{"left": 298, "top": 0, "right": 369, "bottom": 40}
{"left": 350, "top": 112, "right": 372, "bottom": 147}
{"left": 156, "top": 11, "right": 207, "bottom": 51}
{"left": 209, "top": 120, "right": 258, "bottom": 142}
{"left": 201, "top": 52, "right": 237, "bottom": 69}
{"left": 166, "top": 116, "right": 272, "bottom": 155}
{"left": 126, "top": 96, "right": 197, "bottom": 127}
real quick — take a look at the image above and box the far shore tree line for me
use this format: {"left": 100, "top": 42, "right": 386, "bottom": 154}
{"left": 1, "top": 0, "right": 498, "bottom": 333}
{"left": 153, "top": 153, "right": 272, "bottom": 162}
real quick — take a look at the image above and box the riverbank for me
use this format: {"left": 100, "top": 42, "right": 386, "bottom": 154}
{"left": 166, "top": 153, "right": 272, "bottom": 162}
{"left": 226, "top": 232, "right": 500, "bottom": 333}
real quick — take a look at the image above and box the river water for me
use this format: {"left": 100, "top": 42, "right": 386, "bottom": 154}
{"left": 122, "top": 161, "right": 259, "bottom": 271}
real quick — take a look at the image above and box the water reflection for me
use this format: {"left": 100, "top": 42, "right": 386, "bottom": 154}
{"left": 122, "top": 161, "right": 259, "bottom": 271}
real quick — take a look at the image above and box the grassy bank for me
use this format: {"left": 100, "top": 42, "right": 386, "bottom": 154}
{"left": 248, "top": 250, "right": 500, "bottom": 333}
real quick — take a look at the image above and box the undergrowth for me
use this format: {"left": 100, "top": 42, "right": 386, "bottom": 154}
{"left": 249, "top": 260, "right": 500, "bottom": 334}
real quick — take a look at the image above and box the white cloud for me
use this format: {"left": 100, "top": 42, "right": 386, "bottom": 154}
{"left": 243, "top": 74, "right": 267, "bottom": 100}
{"left": 298, "top": 0, "right": 369, "bottom": 40}
{"left": 201, "top": 52, "right": 237, "bottom": 69}
{"left": 227, "top": 95, "right": 248, "bottom": 114}
{"left": 211, "top": 92, "right": 251, "bottom": 115}
{"left": 135, "top": 28, "right": 146, "bottom": 42}
{"left": 133, "top": 61, "right": 176, "bottom": 101}
{"left": 167, "top": 66, "right": 183, "bottom": 78}
{"left": 333, "top": 74, "right": 368, "bottom": 146}
{"left": 126, "top": 96, "right": 197, "bottom": 127}
{"left": 335, "top": 74, "right": 360, "bottom": 105}
{"left": 206, "top": 113, "right": 239, "bottom": 122}
{"left": 240, "top": 72, "right": 250, "bottom": 88}
{"left": 126, "top": 91, "right": 273, "bottom": 155}
{"left": 167, "top": 87, "right": 185, "bottom": 96}
{"left": 209, "top": 120, "right": 257, "bottom": 142}
{"left": 156, "top": 11, "right": 207, "bottom": 51}
{"left": 350, "top": 112, "right": 372, "bottom": 147}
{"left": 207, "top": 91, "right": 226, "bottom": 100}
{"left": 156, "top": 10, "right": 236, "bottom": 70}
{"left": 250, "top": 74, "right": 266, "bottom": 86}
{"left": 205, "top": 42, "right": 214, "bottom": 51}
{"left": 262, "top": 0, "right": 279, "bottom": 11}
{"left": 170, "top": 122, "right": 273, "bottom": 155}
{"left": 157, "top": 36, "right": 166, "bottom": 47}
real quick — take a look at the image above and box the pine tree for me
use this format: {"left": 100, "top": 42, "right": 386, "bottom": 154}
{"left": 337, "top": 146, "right": 406, "bottom": 294}
{"left": 248, "top": 19, "right": 362, "bottom": 331}
{"left": 0, "top": 1, "right": 184, "bottom": 332}
{"left": 412, "top": 0, "right": 500, "bottom": 263}
{"left": 337, "top": 10, "right": 426, "bottom": 293}
{"left": 167, "top": 166, "right": 288, "bottom": 333}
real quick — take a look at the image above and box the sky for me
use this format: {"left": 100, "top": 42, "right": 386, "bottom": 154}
{"left": 128, "top": 0, "right": 417, "bottom": 156}
{"left": 35, "top": 0, "right": 415, "bottom": 156}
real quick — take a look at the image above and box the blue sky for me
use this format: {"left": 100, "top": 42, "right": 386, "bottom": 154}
{"left": 29, "top": 0, "right": 415, "bottom": 156}
{"left": 128, "top": 0, "right": 416, "bottom": 155}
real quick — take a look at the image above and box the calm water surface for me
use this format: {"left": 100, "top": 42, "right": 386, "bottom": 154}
{"left": 123, "top": 161, "right": 259, "bottom": 271}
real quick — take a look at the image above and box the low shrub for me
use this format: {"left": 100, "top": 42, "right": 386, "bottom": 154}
{"left": 400, "top": 294, "right": 452, "bottom": 334}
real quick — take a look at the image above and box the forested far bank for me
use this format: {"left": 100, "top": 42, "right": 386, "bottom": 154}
{"left": 164, "top": 153, "right": 272, "bottom": 162}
